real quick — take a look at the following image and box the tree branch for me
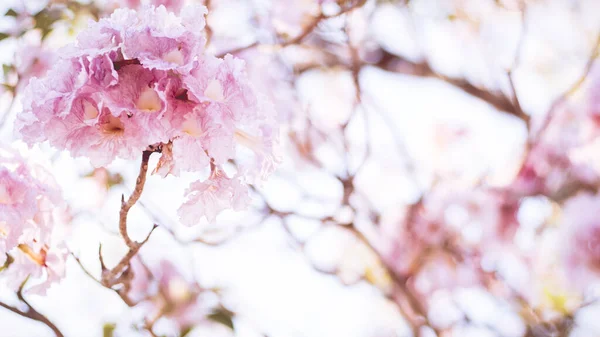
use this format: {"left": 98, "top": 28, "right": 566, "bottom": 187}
{"left": 101, "top": 224, "right": 158, "bottom": 288}
{"left": 0, "top": 282, "right": 64, "bottom": 337}
{"left": 374, "top": 49, "right": 529, "bottom": 123}
{"left": 119, "top": 145, "right": 161, "bottom": 249}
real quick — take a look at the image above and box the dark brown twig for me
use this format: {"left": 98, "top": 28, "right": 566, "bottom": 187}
{"left": 0, "top": 281, "right": 64, "bottom": 337}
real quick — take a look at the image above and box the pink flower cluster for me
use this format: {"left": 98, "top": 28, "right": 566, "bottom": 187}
{"left": 17, "top": 5, "right": 279, "bottom": 224}
{"left": 125, "top": 258, "right": 211, "bottom": 331}
{"left": 561, "top": 193, "right": 600, "bottom": 289}
{"left": 0, "top": 147, "right": 67, "bottom": 294}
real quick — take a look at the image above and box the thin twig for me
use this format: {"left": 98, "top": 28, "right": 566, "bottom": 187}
{"left": 119, "top": 146, "right": 161, "bottom": 249}
{"left": 216, "top": 0, "right": 366, "bottom": 58}
{"left": 506, "top": 3, "right": 530, "bottom": 129}
{"left": 101, "top": 224, "right": 158, "bottom": 287}
{"left": 530, "top": 32, "right": 600, "bottom": 144}
{"left": 0, "top": 282, "right": 64, "bottom": 337}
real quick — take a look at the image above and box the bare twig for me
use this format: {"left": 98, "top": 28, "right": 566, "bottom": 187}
{"left": 373, "top": 49, "right": 529, "bottom": 124}
{"left": 119, "top": 145, "right": 161, "bottom": 249}
{"left": 101, "top": 224, "right": 158, "bottom": 287}
{"left": 0, "top": 281, "right": 64, "bottom": 337}
{"left": 506, "top": 2, "right": 530, "bottom": 129}
{"left": 530, "top": 32, "right": 600, "bottom": 144}
{"left": 216, "top": 0, "right": 366, "bottom": 58}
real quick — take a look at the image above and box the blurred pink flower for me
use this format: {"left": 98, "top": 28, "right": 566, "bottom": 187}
{"left": 127, "top": 259, "right": 210, "bottom": 329}
{"left": 0, "top": 147, "right": 68, "bottom": 294}
{"left": 127, "top": 256, "right": 152, "bottom": 303}
{"left": 14, "top": 39, "right": 57, "bottom": 91}
{"left": 178, "top": 169, "right": 251, "bottom": 225}
{"left": 560, "top": 192, "right": 600, "bottom": 289}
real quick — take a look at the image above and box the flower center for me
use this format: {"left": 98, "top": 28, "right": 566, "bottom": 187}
{"left": 0, "top": 185, "right": 12, "bottom": 204}
{"left": 101, "top": 115, "right": 125, "bottom": 135}
{"left": 163, "top": 49, "right": 185, "bottom": 66}
{"left": 136, "top": 87, "right": 162, "bottom": 112}
{"left": 83, "top": 101, "right": 99, "bottom": 120}
{"left": 204, "top": 79, "right": 225, "bottom": 102}
{"left": 181, "top": 115, "right": 204, "bottom": 138}
{"left": 167, "top": 277, "right": 192, "bottom": 304}
{"left": 18, "top": 244, "right": 46, "bottom": 266}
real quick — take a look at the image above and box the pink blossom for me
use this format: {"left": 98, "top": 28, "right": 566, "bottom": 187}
{"left": 0, "top": 147, "right": 68, "bottom": 293}
{"left": 178, "top": 170, "right": 251, "bottom": 225}
{"left": 102, "top": 0, "right": 184, "bottom": 14}
{"left": 151, "top": 0, "right": 184, "bottom": 13}
{"left": 17, "top": 4, "right": 279, "bottom": 225}
{"left": 4, "top": 243, "right": 69, "bottom": 295}
{"left": 127, "top": 256, "right": 152, "bottom": 303}
{"left": 14, "top": 39, "right": 57, "bottom": 91}
{"left": 560, "top": 193, "right": 600, "bottom": 289}
{"left": 237, "top": 48, "right": 299, "bottom": 123}
{"left": 511, "top": 99, "right": 600, "bottom": 199}
{"left": 126, "top": 259, "right": 210, "bottom": 329}
{"left": 152, "top": 261, "right": 210, "bottom": 328}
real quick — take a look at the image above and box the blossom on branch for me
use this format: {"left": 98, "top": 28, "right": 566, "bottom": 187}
{"left": 16, "top": 4, "right": 280, "bottom": 224}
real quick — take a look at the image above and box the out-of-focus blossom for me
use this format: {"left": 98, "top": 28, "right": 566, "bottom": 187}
{"left": 100, "top": 0, "right": 183, "bottom": 13}
{"left": 270, "top": 0, "right": 321, "bottom": 38}
{"left": 127, "top": 256, "right": 152, "bottom": 303}
{"left": 178, "top": 169, "right": 251, "bottom": 225}
{"left": 0, "top": 147, "right": 68, "bottom": 294}
{"left": 126, "top": 259, "right": 211, "bottom": 331}
{"left": 560, "top": 192, "right": 600, "bottom": 290}
{"left": 412, "top": 253, "right": 479, "bottom": 297}
{"left": 511, "top": 72, "right": 600, "bottom": 200}
{"left": 238, "top": 48, "right": 299, "bottom": 123}
{"left": 14, "top": 36, "right": 57, "bottom": 92}
{"left": 16, "top": 5, "right": 279, "bottom": 224}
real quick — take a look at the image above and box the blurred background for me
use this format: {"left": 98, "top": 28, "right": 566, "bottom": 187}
{"left": 2, "top": 0, "right": 600, "bottom": 336}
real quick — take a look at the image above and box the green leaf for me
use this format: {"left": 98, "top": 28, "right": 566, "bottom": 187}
{"left": 2, "top": 84, "right": 15, "bottom": 94}
{"left": 2, "top": 64, "right": 12, "bottom": 76}
{"left": 207, "top": 308, "right": 235, "bottom": 330}
{"left": 0, "top": 33, "right": 10, "bottom": 41}
{"left": 5, "top": 9, "right": 18, "bottom": 17}
{"left": 180, "top": 326, "right": 193, "bottom": 337}
{"left": 33, "top": 8, "right": 64, "bottom": 40}
{"left": 103, "top": 323, "right": 116, "bottom": 337}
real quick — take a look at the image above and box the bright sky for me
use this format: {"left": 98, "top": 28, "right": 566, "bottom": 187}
{"left": 1, "top": 0, "right": 600, "bottom": 336}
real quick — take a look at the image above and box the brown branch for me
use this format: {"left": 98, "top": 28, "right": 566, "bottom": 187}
{"left": 344, "top": 219, "right": 442, "bottom": 336}
{"left": 216, "top": 0, "right": 366, "bottom": 58}
{"left": 506, "top": 3, "right": 530, "bottom": 130}
{"left": 0, "top": 282, "right": 64, "bottom": 337}
{"left": 257, "top": 180, "right": 438, "bottom": 336}
{"left": 72, "top": 252, "right": 138, "bottom": 307}
{"left": 530, "top": 32, "right": 600, "bottom": 144}
{"left": 101, "top": 224, "right": 158, "bottom": 287}
{"left": 102, "top": 145, "right": 161, "bottom": 288}
{"left": 119, "top": 145, "right": 161, "bottom": 249}
{"left": 374, "top": 49, "right": 529, "bottom": 123}
{"left": 204, "top": 0, "right": 214, "bottom": 46}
